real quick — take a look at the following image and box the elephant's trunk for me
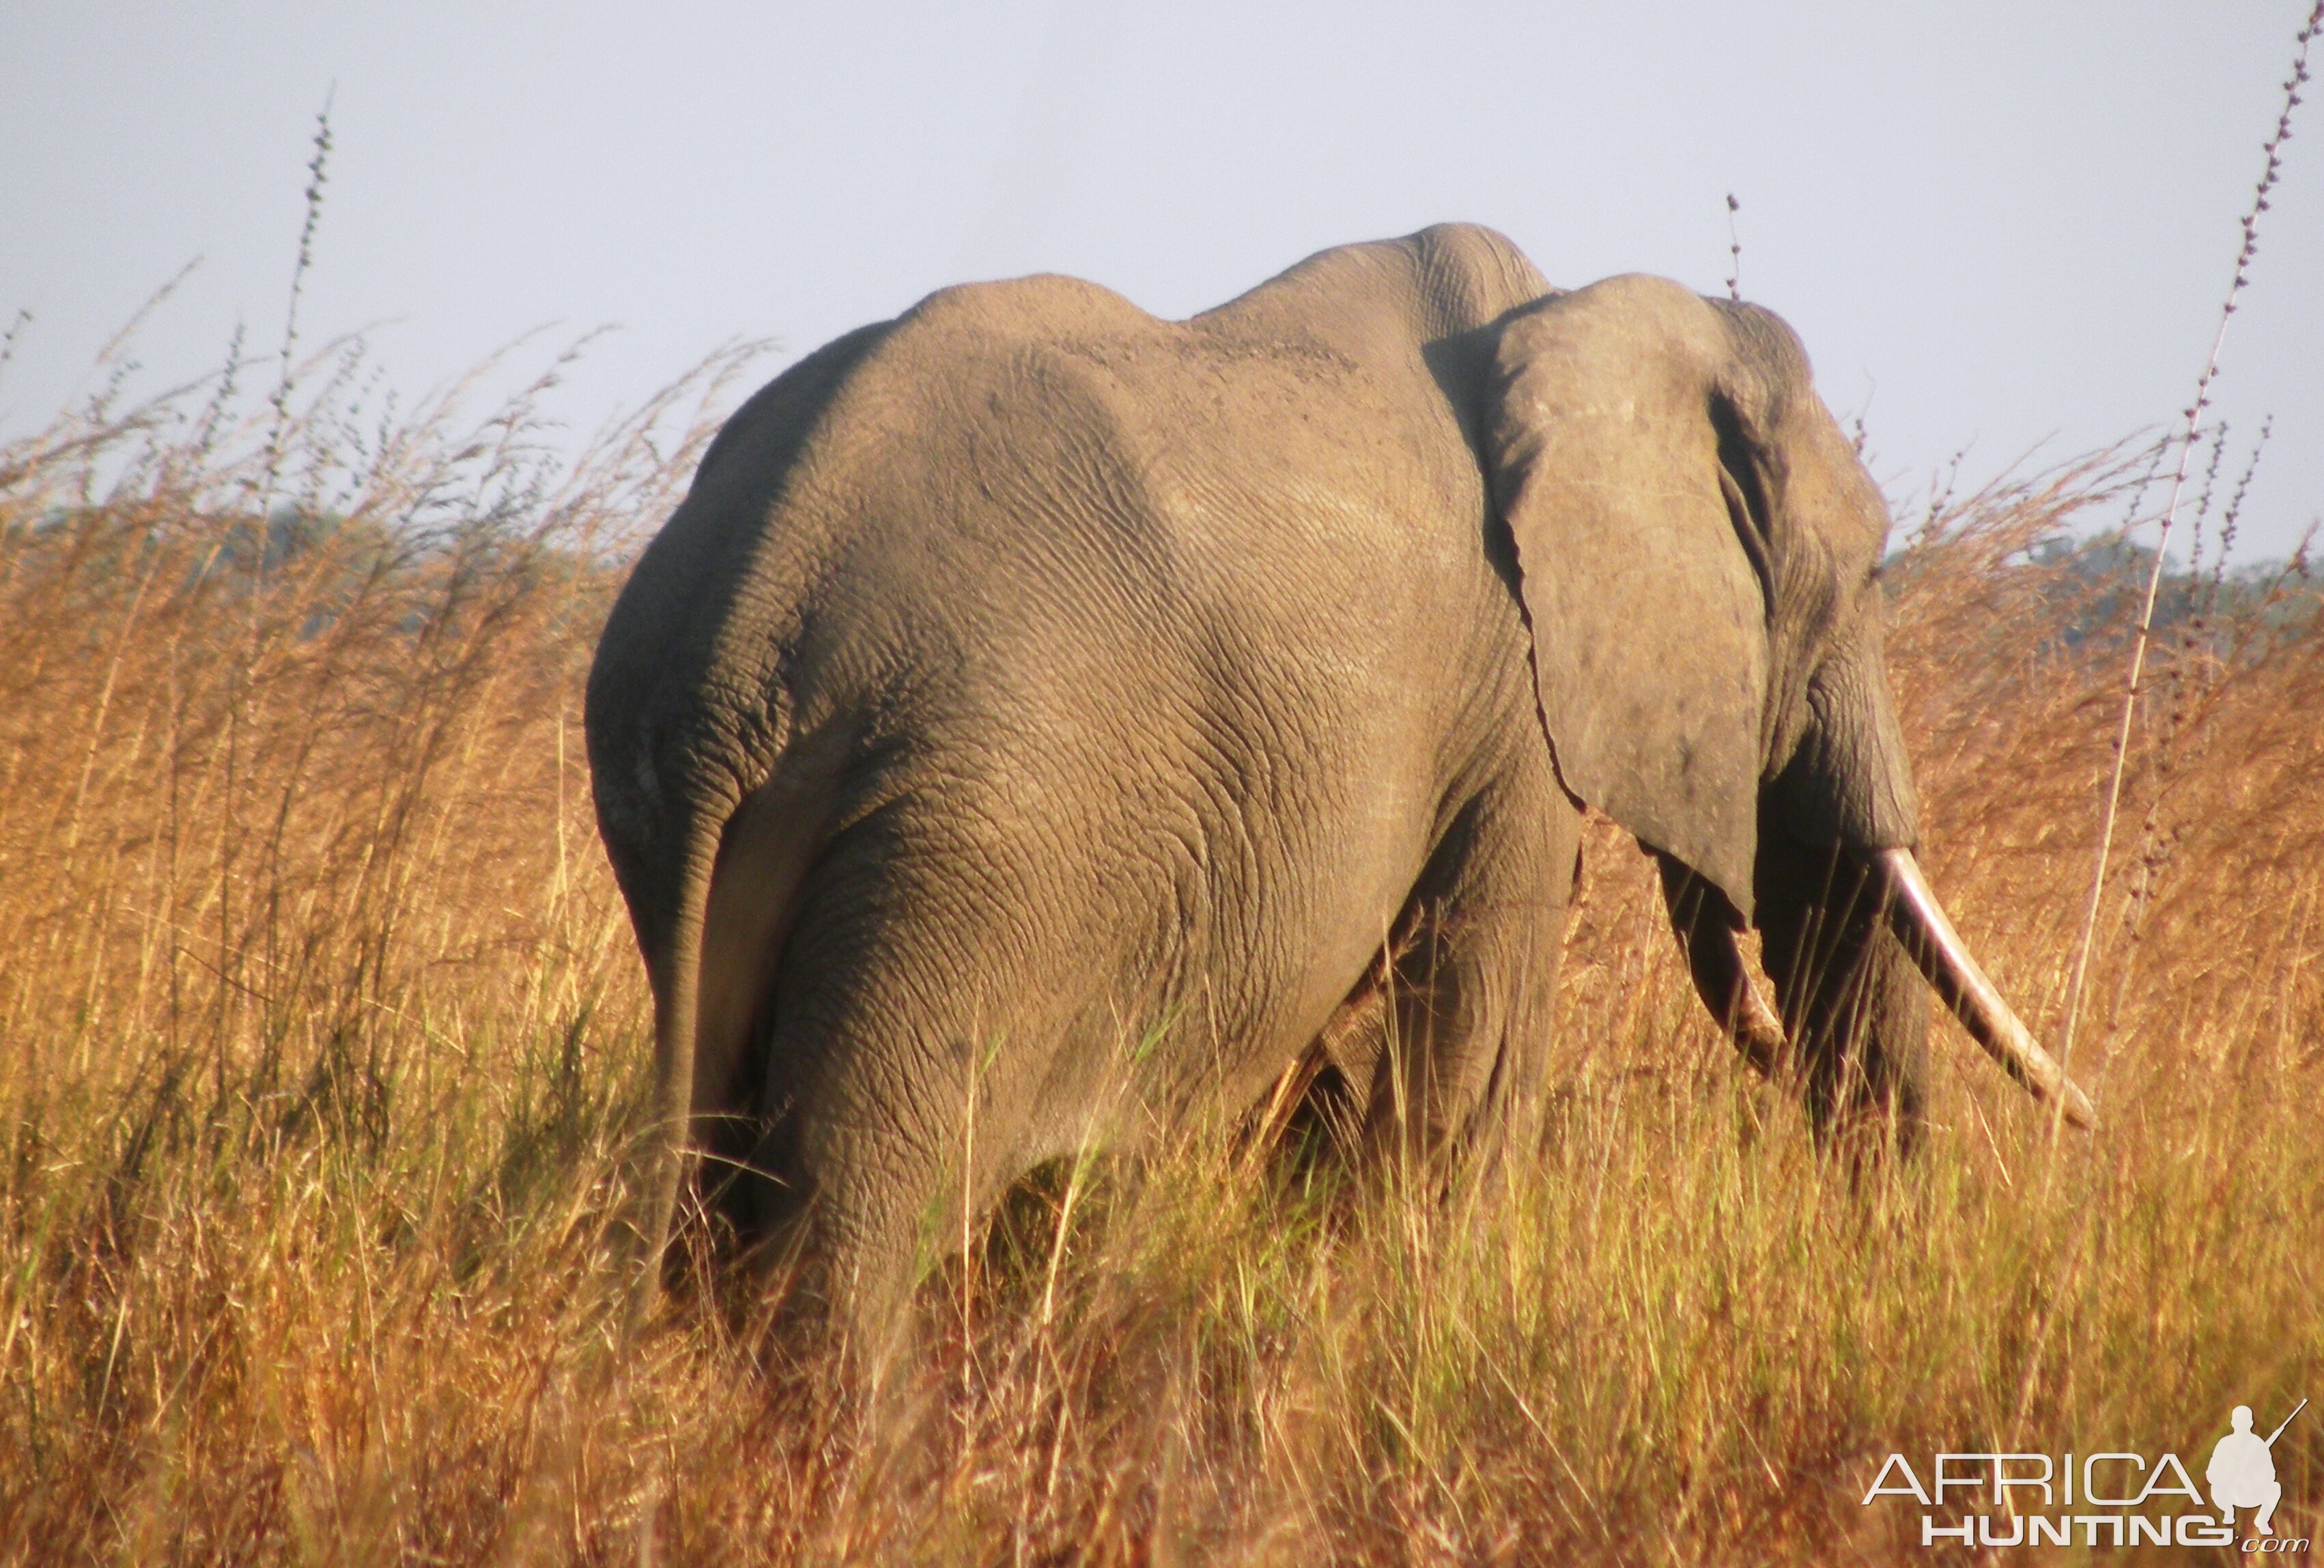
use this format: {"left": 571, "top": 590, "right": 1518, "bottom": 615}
{"left": 1871, "top": 847, "right": 2096, "bottom": 1130}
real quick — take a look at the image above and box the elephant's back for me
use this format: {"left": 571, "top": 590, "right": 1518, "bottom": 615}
{"left": 761, "top": 257, "right": 1548, "bottom": 1086}
{"left": 634, "top": 228, "right": 1553, "bottom": 672}
{"left": 796, "top": 243, "right": 1524, "bottom": 616}
{"left": 599, "top": 224, "right": 1554, "bottom": 750}
{"left": 594, "top": 238, "right": 1565, "bottom": 1141}
{"left": 611, "top": 238, "right": 1549, "bottom": 855}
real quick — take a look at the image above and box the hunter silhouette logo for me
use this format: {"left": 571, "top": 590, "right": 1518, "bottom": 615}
{"left": 1860, "top": 1397, "right": 2310, "bottom": 1550}
{"left": 2212, "top": 1400, "right": 2306, "bottom": 1537}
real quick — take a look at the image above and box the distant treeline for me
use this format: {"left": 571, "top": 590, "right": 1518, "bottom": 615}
{"left": 1889, "top": 528, "right": 2316, "bottom": 663}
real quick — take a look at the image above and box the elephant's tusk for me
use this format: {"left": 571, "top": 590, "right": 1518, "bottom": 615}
{"left": 1685, "top": 921, "right": 1789, "bottom": 1078}
{"left": 1873, "top": 847, "right": 2097, "bottom": 1130}
{"left": 1731, "top": 967, "right": 1790, "bottom": 1077}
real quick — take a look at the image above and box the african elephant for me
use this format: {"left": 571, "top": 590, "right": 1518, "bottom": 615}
{"left": 586, "top": 224, "right": 2091, "bottom": 1341}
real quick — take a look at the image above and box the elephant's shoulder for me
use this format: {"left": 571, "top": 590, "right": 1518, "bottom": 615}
{"left": 1406, "top": 223, "right": 1557, "bottom": 322}
{"left": 1196, "top": 224, "right": 1553, "bottom": 345}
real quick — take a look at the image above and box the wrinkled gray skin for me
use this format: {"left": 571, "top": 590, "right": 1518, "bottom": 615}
{"left": 587, "top": 225, "right": 1929, "bottom": 1342}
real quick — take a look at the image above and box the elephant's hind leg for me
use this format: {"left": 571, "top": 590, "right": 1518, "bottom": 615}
{"left": 732, "top": 801, "right": 1116, "bottom": 1354}
{"left": 735, "top": 1024, "right": 1012, "bottom": 1363}
{"left": 1253, "top": 943, "right": 1403, "bottom": 1168}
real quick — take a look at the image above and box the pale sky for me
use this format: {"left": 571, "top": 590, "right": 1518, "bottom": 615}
{"left": 4, "top": 2, "right": 2319, "bottom": 560}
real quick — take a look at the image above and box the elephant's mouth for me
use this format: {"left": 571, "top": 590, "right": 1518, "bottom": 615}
{"left": 1699, "top": 848, "right": 2096, "bottom": 1130}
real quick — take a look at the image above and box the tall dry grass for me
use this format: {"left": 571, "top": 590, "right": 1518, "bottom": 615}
{"left": 0, "top": 333, "right": 2318, "bottom": 1564}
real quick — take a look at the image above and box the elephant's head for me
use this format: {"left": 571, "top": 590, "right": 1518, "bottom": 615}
{"left": 1481, "top": 275, "right": 2091, "bottom": 1133}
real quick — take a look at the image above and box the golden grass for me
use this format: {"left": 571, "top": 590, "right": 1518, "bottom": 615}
{"left": 1, "top": 348, "right": 2317, "bottom": 1564}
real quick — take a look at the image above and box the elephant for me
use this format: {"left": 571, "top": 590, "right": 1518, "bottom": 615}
{"left": 586, "top": 223, "right": 2093, "bottom": 1343}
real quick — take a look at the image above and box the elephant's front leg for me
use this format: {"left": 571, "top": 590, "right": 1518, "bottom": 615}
{"left": 1359, "top": 786, "right": 1578, "bottom": 1182}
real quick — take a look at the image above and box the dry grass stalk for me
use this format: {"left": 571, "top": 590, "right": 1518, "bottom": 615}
{"left": 2060, "top": 0, "right": 2323, "bottom": 1072}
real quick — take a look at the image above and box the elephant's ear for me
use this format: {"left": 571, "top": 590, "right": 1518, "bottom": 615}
{"left": 1484, "top": 275, "right": 1771, "bottom": 917}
